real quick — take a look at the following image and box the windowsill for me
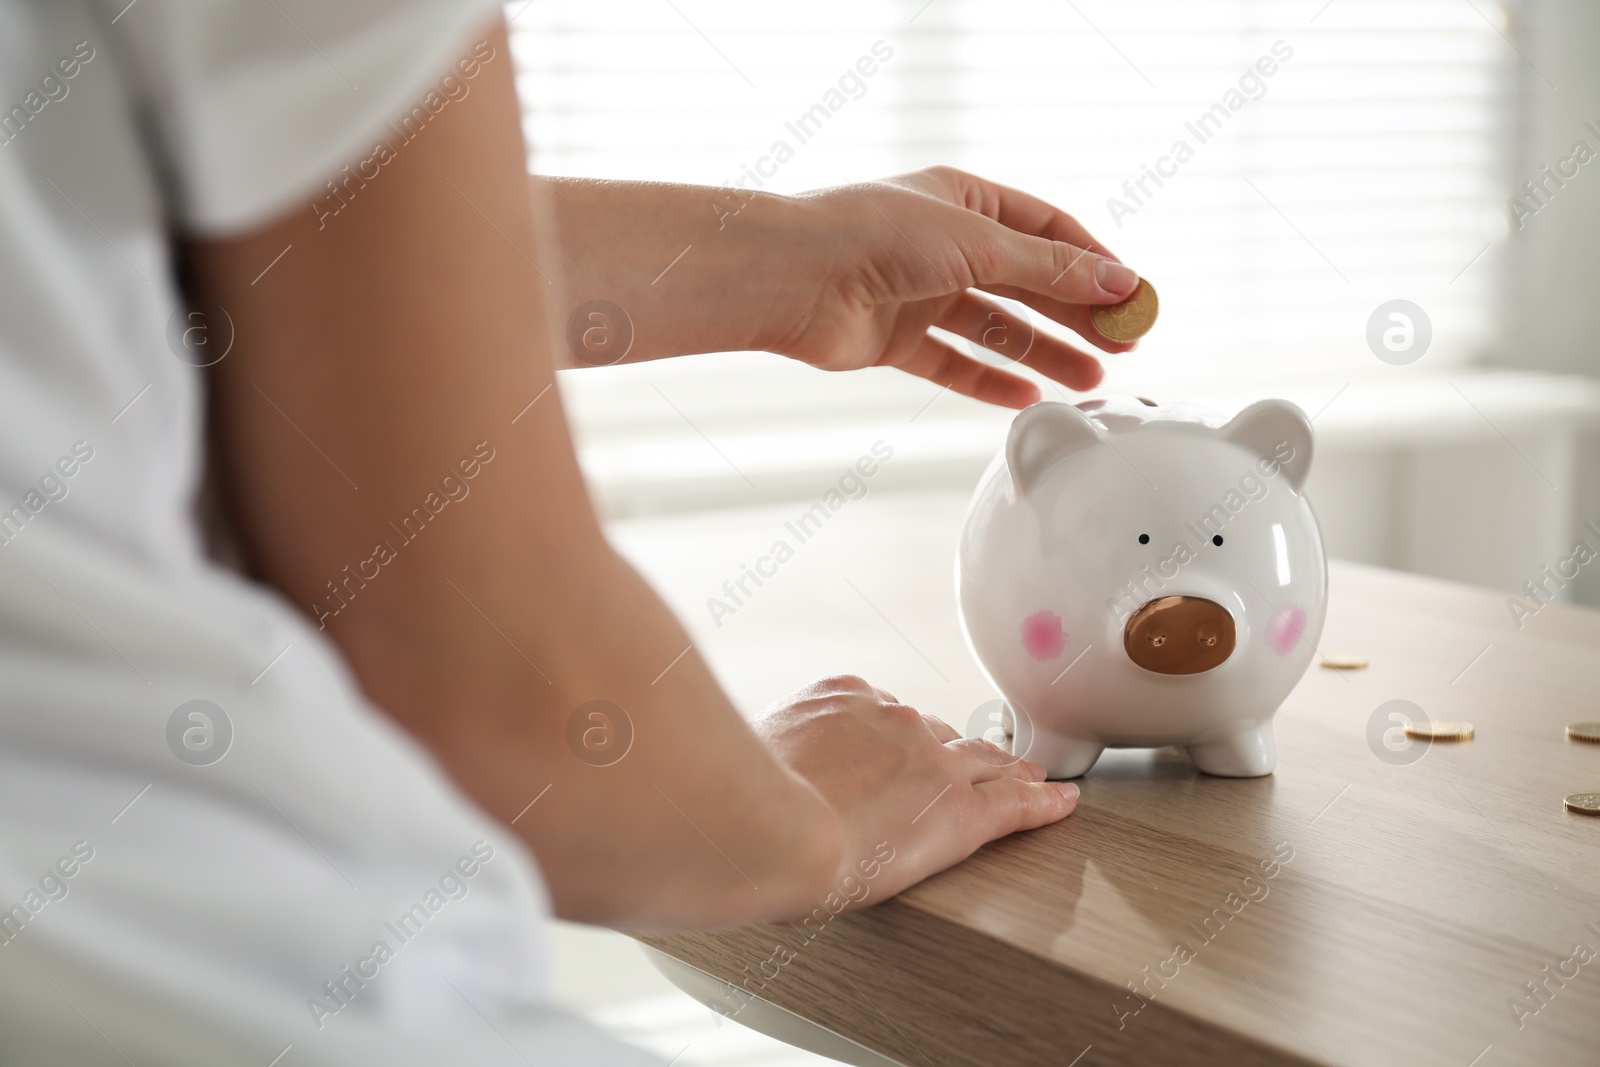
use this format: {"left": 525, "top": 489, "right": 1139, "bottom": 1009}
{"left": 567, "top": 363, "right": 1600, "bottom": 518}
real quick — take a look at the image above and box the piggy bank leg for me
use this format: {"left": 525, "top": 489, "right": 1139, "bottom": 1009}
{"left": 1020, "top": 726, "right": 1104, "bottom": 780}
{"left": 1186, "top": 723, "right": 1275, "bottom": 778}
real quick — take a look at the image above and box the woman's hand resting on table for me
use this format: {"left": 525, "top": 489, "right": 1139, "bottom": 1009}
{"left": 755, "top": 675, "right": 1079, "bottom": 918}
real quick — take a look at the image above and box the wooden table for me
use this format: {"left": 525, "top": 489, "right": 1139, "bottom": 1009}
{"left": 613, "top": 490, "right": 1600, "bottom": 1067}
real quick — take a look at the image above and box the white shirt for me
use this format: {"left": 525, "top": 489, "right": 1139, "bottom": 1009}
{"left": 0, "top": 3, "right": 655, "bottom": 1062}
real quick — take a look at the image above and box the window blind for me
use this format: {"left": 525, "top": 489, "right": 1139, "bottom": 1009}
{"left": 505, "top": 0, "right": 1516, "bottom": 498}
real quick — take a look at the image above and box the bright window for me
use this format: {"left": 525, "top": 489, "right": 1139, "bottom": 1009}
{"left": 506, "top": 0, "right": 1515, "bottom": 508}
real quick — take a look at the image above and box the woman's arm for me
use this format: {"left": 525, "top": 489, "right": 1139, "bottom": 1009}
{"left": 540, "top": 171, "right": 1143, "bottom": 406}
{"left": 186, "top": 19, "right": 1074, "bottom": 929}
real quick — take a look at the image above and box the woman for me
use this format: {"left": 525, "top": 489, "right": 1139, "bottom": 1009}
{"left": 0, "top": 2, "right": 1139, "bottom": 1062}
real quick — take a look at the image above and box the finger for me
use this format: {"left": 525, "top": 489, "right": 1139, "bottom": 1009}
{"left": 971, "top": 778, "right": 1080, "bottom": 840}
{"left": 932, "top": 291, "right": 1034, "bottom": 363}
{"left": 929, "top": 166, "right": 1122, "bottom": 263}
{"left": 967, "top": 223, "right": 1139, "bottom": 308}
{"left": 933, "top": 292, "right": 1104, "bottom": 392}
{"left": 920, "top": 166, "right": 1136, "bottom": 303}
{"left": 988, "top": 183, "right": 1121, "bottom": 265}
{"left": 980, "top": 283, "right": 1140, "bottom": 356}
{"left": 1017, "top": 335, "right": 1105, "bottom": 393}
{"left": 777, "top": 674, "right": 877, "bottom": 712}
{"left": 891, "top": 333, "right": 1040, "bottom": 409}
{"left": 908, "top": 166, "right": 1140, "bottom": 311}
{"left": 919, "top": 711, "right": 962, "bottom": 743}
{"left": 945, "top": 736, "right": 1045, "bottom": 781}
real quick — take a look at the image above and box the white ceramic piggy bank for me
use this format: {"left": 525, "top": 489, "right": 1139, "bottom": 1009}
{"left": 957, "top": 396, "right": 1327, "bottom": 778}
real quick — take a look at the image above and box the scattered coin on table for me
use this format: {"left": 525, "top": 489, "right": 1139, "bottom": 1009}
{"left": 1563, "top": 793, "right": 1600, "bottom": 816}
{"left": 1566, "top": 722, "right": 1600, "bottom": 744}
{"left": 1404, "top": 720, "right": 1474, "bottom": 741}
{"left": 1091, "top": 277, "right": 1159, "bottom": 342}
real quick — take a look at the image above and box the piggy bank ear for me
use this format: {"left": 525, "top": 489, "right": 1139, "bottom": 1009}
{"left": 1006, "top": 402, "right": 1103, "bottom": 495}
{"left": 1222, "top": 399, "right": 1313, "bottom": 491}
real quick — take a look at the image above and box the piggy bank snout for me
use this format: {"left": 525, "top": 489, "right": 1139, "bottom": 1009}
{"left": 1123, "top": 595, "right": 1236, "bottom": 675}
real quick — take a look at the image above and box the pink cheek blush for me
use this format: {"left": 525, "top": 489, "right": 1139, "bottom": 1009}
{"left": 1266, "top": 605, "right": 1306, "bottom": 655}
{"left": 1020, "top": 610, "right": 1066, "bottom": 661}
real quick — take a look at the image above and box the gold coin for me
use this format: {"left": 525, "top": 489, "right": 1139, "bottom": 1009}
{"left": 1403, "top": 720, "right": 1474, "bottom": 741}
{"left": 1563, "top": 793, "right": 1600, "bottom": 816}
{"left": 1566, "top": 722, "right": 1600, "bottom": 744}
{"left": 1091, "top": 277, "right": 1159, "bottom": 342}
{"left": 1319, "top": 656, "right": 1369, "bottom": 670}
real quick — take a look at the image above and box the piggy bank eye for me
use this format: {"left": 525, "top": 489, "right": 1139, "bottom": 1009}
{"left": 1138, "top": 533, "right": 1150, "bottom": 545}
{"left": 1212, "top": 535, "right": 1224, "bottom": 546}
